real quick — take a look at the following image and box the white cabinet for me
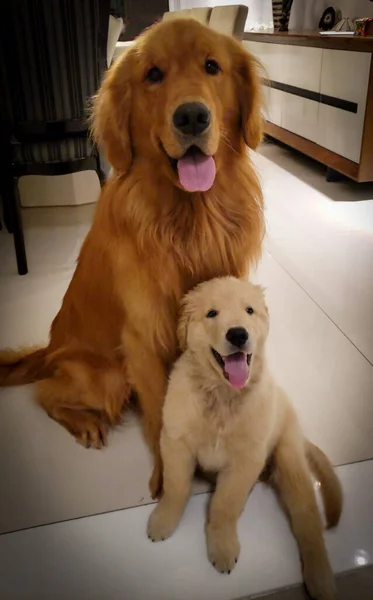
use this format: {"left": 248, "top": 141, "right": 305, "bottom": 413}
{"left": 245, "top": 40, "right": 372, "bottom": 163}
{"left": 318, "top": 50, "right": 371, "bottom": 163}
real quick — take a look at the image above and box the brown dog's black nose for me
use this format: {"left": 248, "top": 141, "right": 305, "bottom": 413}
{"left": 226, "top": 327, "right": 249, "bottom": 349}
{"left": 173, "top": 102, "right": 211, "bottom": 136}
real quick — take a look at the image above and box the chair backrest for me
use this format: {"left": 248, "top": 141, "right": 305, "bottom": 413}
{"left": 209, "top": 5, "right": 248, "bottom": 39}
{"left": 163, "top": 7, "right": 212, "bottom": 26}
{"left": 0, "top": 0, "right": 110, "bottom": 128}
{"left": 162, "top": 5, "right": 248, "bottom": 39}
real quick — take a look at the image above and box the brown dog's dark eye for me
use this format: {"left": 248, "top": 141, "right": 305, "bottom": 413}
{"left": 206, "top": 309, "right": 218, "bottom": 318}
{"left": 246, "top": 307, "right": 254, "bottom": 315}
{"left": 205, "top": 59, "right": 221, "bottom": 75}
{"left": 145, "top": 66, "right": 164, "bottom": 83}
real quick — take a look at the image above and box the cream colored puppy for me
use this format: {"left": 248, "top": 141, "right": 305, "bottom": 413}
{"left": 148, "top": 277, "right": 342, "bottom": 600}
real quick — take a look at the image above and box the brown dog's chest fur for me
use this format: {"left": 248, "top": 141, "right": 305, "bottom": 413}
{"left": 49, "top": 161, "right": 263, "bottom": 372}
{"left": 111, "top": 165, "right": 261, "bottom": 361}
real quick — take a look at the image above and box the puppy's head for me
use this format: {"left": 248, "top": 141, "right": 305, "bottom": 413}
{"left": 92, "top": 19, "right": 263, "bottom": 190}
{"left": 178, "top": 277, "right": 269, "bottom": 389}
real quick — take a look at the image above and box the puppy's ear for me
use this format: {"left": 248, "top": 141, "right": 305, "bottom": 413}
{"left": 91, "top": 51, "right": 133, "bottom": 175}
{"left": 235, "top": 45, "right": 263, "bottom": 150}
{"left": 177, "top": 297, "right": 193, "bottom": 352}
{"left": 257, "top": 285, "right": 269, "bottom": 317}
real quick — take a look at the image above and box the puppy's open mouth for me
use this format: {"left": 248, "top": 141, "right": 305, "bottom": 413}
{"left": 211, "top": 349, "right": 252, "bottom": 389}
{"left": 161, "top": 144, "right": 216, "bottom": 192}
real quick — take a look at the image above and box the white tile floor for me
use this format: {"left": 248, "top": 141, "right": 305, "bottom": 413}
{"left": 1, "top": 143, "right": 373, "bottom": 598}
{"left": 0, "top": 462, "right": 372, "bottom": 600}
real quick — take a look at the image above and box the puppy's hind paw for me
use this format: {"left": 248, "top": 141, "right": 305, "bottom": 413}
{"left": 304, "top": 563, "right": 337, "bottom": 600}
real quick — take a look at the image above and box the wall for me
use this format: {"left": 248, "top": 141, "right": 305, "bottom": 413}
{"left": 170, "top": 0, "right": 373, "bottom": 31}
{"left": 169, "top": 0, "right": 273, "bottom": 30}
{"left": 290, "top": 0, "right": 373, "bottom": 30}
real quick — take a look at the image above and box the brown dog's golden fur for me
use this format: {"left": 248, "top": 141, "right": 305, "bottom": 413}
{"left": 0, "top": 19, "right": 264, "bottom": 497}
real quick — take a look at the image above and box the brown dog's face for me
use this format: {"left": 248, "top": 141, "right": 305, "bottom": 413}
{"left": 93, "top": 19, "right": 262, "bottom": 191}
{"left": 178, "top": 277, "right": 269, "bottom": 389}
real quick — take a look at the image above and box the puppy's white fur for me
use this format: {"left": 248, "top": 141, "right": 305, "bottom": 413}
{"left": 148, "top": 277, "right": 342, "bottom": 600}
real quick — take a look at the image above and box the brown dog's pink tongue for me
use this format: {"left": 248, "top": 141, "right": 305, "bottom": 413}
{"left": 223, "top": 353, "right": 248, "bottom": 389}
{"left": 177, "top": 153, "right": 216, "bottom": 192}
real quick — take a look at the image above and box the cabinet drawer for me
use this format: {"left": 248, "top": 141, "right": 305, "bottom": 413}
{"left": 281, "top": 93, "right": 319, "bottom": 143}
{"left": 281, "top": 45, "right": 322, "bottom": 93}
{"left": 320, "top": 50, "right": 371, "bottom": 105}
{"left": 244, "top": 41, "right": 322, "bottom": 93}
{"left": 318, "top": 50, "right": 371, "bottom": 162}
{"left": 263, "top": 85, "right": 282, "bottom": 126}
{"left": 244, "top": 41, "right": 285, "bottom": 83}
{"left": 318, "top": 105, "right": 365, "bottom": 163}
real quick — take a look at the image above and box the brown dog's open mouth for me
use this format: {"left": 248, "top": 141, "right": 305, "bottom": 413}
{"left": 212, "top": 348, "right": 251, "bottom": 389}
{"left": 161, "top": 144, "right": 216, "bottom": 192}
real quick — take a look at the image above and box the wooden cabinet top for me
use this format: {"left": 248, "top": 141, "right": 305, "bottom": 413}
{"left": 243, "top": 30, "right": 373, "bottom": 52}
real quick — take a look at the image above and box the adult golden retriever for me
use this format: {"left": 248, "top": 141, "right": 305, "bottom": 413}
{"left": 148, "top": 277, "right": 342, "bottom": 600}
{"left": 0, "top": 19, "right": 264, "bottom": 497}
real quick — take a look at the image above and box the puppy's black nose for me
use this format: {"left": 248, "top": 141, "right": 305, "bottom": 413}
{"left": 173, "top": 102, "right": 211, "bottom": 136}
{"left": 226, "top": 327, "right": 249, "bottom": 349}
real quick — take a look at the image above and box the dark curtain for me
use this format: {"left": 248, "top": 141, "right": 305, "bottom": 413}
{"left": 120, "top": 0, "right": 169, "bottom": 40}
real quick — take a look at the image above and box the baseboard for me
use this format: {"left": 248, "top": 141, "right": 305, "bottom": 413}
{"left": 264, "top": 122, "right": 362, "bottom": 182}
{"left": 238, "top": 565, "right": 373, "bottom": 600}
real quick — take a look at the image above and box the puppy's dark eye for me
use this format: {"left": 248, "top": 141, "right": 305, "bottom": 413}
{"left": 206, "top": 309, "right": 218, "bottom": 318}
{"left": 145, "top": 66, "right": 164, "bottom": 83}
{"left": 205, "top": 59, "right": 221, "bottom": 75}
{"left": 246, "top": 307, "right": 254, "bottom": 315}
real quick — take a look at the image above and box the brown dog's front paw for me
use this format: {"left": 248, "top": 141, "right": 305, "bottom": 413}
{"left": 206, "top": 523, "right": 240, "bottom": 574}
{"left": 147, "top": 501, "right": 181, "bottom": 542}
{"left": 72, "top": 411, "right": 109, "bottom": 449}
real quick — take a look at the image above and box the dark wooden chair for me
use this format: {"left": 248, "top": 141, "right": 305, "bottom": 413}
{"left": 0, "top": 0, "right": 110, "bottom": 275}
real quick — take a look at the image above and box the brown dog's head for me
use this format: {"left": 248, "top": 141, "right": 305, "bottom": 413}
{"left": 92, "top": 19, "right": 262, "bottom": 192}
{"left": 178, "top": 277, "right": 269, "bottom": 389}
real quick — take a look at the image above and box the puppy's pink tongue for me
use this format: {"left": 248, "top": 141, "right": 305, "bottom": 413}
{"left": 223, "top": 353, "right": 248, "bottom": 389}
{"left": 177, "top": 153, "right": 216, "bottom": 192}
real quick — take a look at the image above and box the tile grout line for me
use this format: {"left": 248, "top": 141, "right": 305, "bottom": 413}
{"left": 264, "top": 247, "right": 373, "bottom": 368}
{"left": 0, "top": 490, "right": 211, "bottom": 538}
{"left": 3, "top": 460, "right": 373, "bottom": 538}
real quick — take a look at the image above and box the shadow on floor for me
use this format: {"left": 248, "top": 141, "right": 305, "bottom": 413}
{"left": 260, "top": 138, "right": 373, "bottom": 204}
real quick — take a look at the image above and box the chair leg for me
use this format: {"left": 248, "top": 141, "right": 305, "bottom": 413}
{"left": 3, "top": 195, "right": 14, "bottom": 233}
{"left": 13, "top": 181, "right": 28, "bottom": 275}
{"left": 96, "top": 153, "right": 106, "bottom": 187}
{"left": 0, "top": 137, "right": 14, "bottom": 233}
{"left": 2, "top": 177, "right": 28, "bottom": 275}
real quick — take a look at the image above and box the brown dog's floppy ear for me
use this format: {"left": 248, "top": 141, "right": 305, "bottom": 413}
{"left": 91, "top": 51, "right": 133, "bottom": 175}
{"left": 235, "top": 45, "right": 264, "bottom": 150}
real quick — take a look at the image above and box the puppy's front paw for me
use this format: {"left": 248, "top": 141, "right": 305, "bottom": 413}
{"left": 147, "top": 501, "right": 181, "bottom": 542}
{"left": 304, "top": 562, "right": 337, "bottom": 600}
{"left": 206, "top": 523, "right": 240, "bottom": 574}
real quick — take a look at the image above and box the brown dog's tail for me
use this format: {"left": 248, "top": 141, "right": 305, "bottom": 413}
{"left": 0, "top": 347, "right": 53, "bottom": 387}
{"left": 306, "top": 440, "right": 343, "bottom": 528}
